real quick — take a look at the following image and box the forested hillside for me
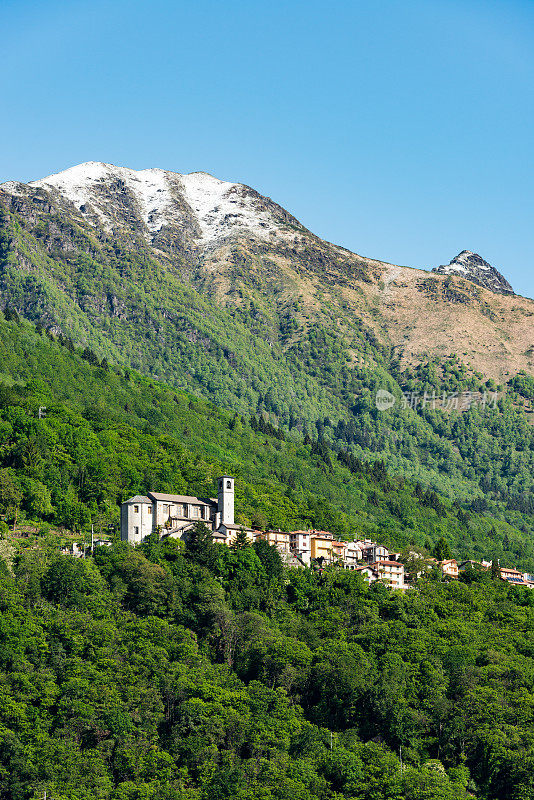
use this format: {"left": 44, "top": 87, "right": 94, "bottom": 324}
{"left": 2, "top": 533, "right": 534, "bottom": 799}
{"left": 0, "top": 311, "right": 532, "bottom": 569}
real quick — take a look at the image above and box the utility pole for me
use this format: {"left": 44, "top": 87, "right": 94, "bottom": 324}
{"left": 399, "top": 745, "right": 403, "bottom": 773}
{"left": 91, "top": 524, "right": 94, "bottom": 555}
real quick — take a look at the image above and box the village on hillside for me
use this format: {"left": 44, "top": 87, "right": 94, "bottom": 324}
{"left": 112, "top": 475, "right": 534, "bottom": 591}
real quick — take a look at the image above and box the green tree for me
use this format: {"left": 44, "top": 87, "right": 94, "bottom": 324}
{"left": 231, "top": 528, "right": 250, "bottom": 550}
{"left": 253, "top": 538, "right": 284, "bottom": 583}
{"left": 185, "top": 522, "right": 219, "bottom": 572}
{"left": 0, "top": 467, "right": 22, "bottom": 529}
{"left": 433, "top": 537, "right": 452, "bottom": 561}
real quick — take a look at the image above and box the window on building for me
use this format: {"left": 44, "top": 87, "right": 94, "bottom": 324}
{"left": 148, "top": 506, "right": 152, "bottom": 515}
{"left": 134, "top": 526, "right": 139, "bottom": 536}
{"left": 191, "top": 506, "right": 200, "bottom": 519}
{"left": 134, "top": 505, "right": 139, "bottom": 513}
{"left": 226, "top": 480, "right": 232, "bottom": 489}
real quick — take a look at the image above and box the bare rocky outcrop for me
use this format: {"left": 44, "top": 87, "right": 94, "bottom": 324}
{"left": 432, "top": 250, "right": 515, "bottom": 295}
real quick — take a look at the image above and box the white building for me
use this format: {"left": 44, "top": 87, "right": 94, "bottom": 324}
{"left": 120, "top": 495, "right": 155, "bottom": 545}
{"left": 289, "top": 531, "right": 312, "bottom": 565}
{"left": 344, "top": 541, "right": 364, "bottom": 569}
{"left": 355, "top": 565, "right": 378, "bottom": 583}
{"left": 218, "top": 475, "right": 234, "bottom": 527}
{"left": 214, "top": 477, "right": 255, "bottom": 542}
{"left": 120, "top": 475, "right": 236, "bottom": 544}
{"left": 371, "top": 560, "right": 405, "bottom": 589}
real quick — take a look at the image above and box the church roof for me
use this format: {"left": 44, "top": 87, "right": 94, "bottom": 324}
{"left": 124, "top": 495, "right": 151, "bottom": 504}
{"left": 218, "top": 523, "right": 254, "bottom": 531}
{"left": 148, "top": 491, "right": 216, "bottom": 505}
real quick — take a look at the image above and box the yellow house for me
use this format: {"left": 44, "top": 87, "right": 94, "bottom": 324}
{"left": 258, "top": 529, "right": 291, "bottom": 554}
{"left": 310, "top": 533, "right": 334, "bottom": 563}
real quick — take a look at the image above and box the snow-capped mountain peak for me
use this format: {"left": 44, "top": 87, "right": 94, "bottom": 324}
{"left": 30, "top": 162, "right": 173, "bottom": 232}
{"left": 0, "top": 162, "right": 288, "bottom": 244}
{"left": 432, "top": 250, "right": 514, "bottom": 295}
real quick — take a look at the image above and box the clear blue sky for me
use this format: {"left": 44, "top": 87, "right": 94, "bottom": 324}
{"left": 2, "top": 0, "right": 533, "bottom": 298}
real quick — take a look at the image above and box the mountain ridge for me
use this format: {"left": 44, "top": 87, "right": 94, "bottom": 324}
{"left": 0, "top": 162, "right": 531, "bottom": 386}
{"left": 1, "top": 161, "right": 310, "bottom": 248}
{"left": 1, "top": 162, "right": 522, "bottom": 299}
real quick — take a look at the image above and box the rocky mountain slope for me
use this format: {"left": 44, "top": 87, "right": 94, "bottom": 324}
{"left": 370, "top": 262, "right": 533, "bottom": 378}
{"left": 4, "top": 161, "right": 301, "bottom": 245}
{"left": 1, "top": 162, "right": 532, "bottom": 383}
{"left": 432, "top": 249, "right": 515, "bottom": 295}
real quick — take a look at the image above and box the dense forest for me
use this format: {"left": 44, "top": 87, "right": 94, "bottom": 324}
{"left": 0, "top": 312, "right": 532, "bottom": 569}
{"left": 2, "top": 533, "right": 534, "bottom": 799}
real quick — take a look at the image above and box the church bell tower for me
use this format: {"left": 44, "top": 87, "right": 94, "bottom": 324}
{"left": 218, "top": 476, "right": 235, "bottom": 526}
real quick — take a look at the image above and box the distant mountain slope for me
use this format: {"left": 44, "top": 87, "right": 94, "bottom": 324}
{"left": 370, "top": 261, "right": 532, "bottom": 377}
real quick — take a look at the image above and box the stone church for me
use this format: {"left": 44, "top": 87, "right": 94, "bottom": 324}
{"left": 120, "top": 476, "right": 251, "bottom": 545}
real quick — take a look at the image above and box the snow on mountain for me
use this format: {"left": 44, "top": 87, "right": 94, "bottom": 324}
{"left": 179, "top": 172, "right": 279, "bottom": 241}
{"left": 432, "top": 250, "right": 515, "bottom": 295}
{"left": 29, "top": 162, "right": 173, "bottom": 233}
{"left": 1, "top": 162, "right": 283, "bottom": 244}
